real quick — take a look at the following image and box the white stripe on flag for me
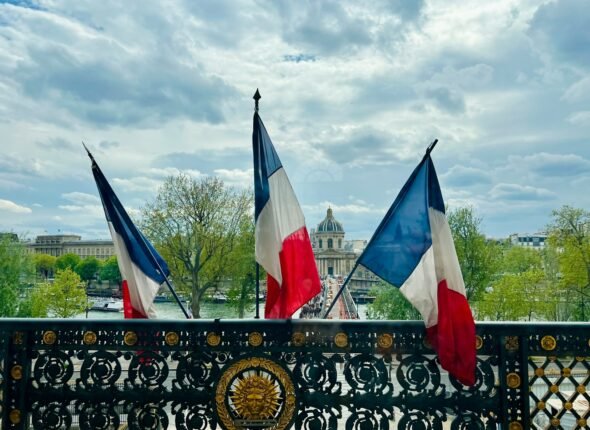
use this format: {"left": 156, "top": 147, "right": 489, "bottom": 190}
{"left": 429, "top": 208, "right": 466, "bottom": 296}
{"left": 399, "top": 246, "right": 438, "bottom": 328}
{"left": 108, "top": 223, "right": 160, "bottom": 318}
{"left": 255, "top": 168, "right": 306, "bottom": 286}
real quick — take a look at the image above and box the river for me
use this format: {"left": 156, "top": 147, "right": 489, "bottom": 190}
{"left": 77, "top": 301, "right": 369, "bottom": 319}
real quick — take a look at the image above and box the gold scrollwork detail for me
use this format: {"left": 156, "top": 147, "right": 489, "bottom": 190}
{"left": 475, "top": 335, "right": 483, "bottom": 350}
{"left": 43, "top": 330, "right": 57, "bottom": 345}
{"left": 506, "top": 373, "right": 521, "bottom": 388}
{"left": 248, "top": 332, "right": 263, "bottom": 347}
{"left": 83, "top": 331, "right": 97, "bottom": 345}
{"left": 564, "top": 402, "right": 573, "bottom": 410}
{"left": 291, "top": 332, "right": 305, "bottom": 347}
{"left": 505, "top": 336, "right": 519, "bottom": 351}
{"left": 165, "top": 332, "right": 179, "bottom": 346}
{"left": 540, "top": 335, "right": 556, "bottom": 351}
{"left": 10, "top": 365, "right": 22, "bottom": 380}
{"left": 377, "top": 333, "right": 393, "bottom": 349}
{"left": 508, "top": 422, "right": 522, "bottom": 430}
{"left": 216, "top": 356, "right": 295, "bottom": 430}
{"left": 207, "top": 332, "right": 221, "bottom": 347}
{"left": 124, "top": 331, "right": 137, "bottom": 346}
{"left": 577, "top": 385, "right": 586, "bottom": 394}
{"left": 578, "top": 419, "right": 587, "bottom": 427}
{"left": 334, "top": 332, "right": 348, "bottom": 348}
{"left": 537, "top": 401, "right": 545, "bottom": 410}
{"left": 534, "top": 368, "right": 544, "bottom": 377}
{"left": 550, "top": 384, "right": 559, "bottom": 394}
{"left": 9, "top": 409, "right": 21, "bottom": 424}
{"left": 562, "top": 367, "right": 571, "bottom": 377}
{"left": 550, "top": 418, "right": 560, "bottom": 427}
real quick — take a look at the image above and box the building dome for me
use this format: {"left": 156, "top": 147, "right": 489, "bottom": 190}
{"left": 317, "top": 208, "right": 344, "bottom": 233}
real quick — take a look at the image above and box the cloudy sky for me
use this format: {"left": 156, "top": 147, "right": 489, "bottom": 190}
{"left": 1, "top": 0, "right": 589, "bottom": 241}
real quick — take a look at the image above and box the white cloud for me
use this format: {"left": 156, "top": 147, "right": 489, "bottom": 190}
{"left": 0, "top": 199, "right": 32, "bottom": 214}
{"left": 214, "top": 168, "right": 252, "bottom": 187}
{"left": 112, "top": 177, "right": 164, "bottom": 193}
{"left": 0, "top": 0, "right": 589, "bottom": 239}
{"left": 61, "top": 192, "right": 100, "bottom": 205}
{"left": 489, "top": 183, "right": 556, "bottom": 201}
{"left": 568, "top": 111, "right": 590, "bottom": 125}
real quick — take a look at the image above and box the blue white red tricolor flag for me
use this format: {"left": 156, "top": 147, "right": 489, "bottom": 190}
{"left": 252, "top": 112, "right": 322, "bottom": 318}
{"left": 88, "top": 153, "right": 169, "bottom": 319}
{"left": 357, "top": 150, "right": 476, "bottom": 385}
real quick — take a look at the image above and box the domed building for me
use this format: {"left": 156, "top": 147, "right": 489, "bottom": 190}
{"left": 310, "top": 208, "right": 360, "bottom": 277}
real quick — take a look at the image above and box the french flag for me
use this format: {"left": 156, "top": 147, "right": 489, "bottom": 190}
{"left": 357, "top": 146, "right": 476, "bottom": 385}
{"left": 253, "top": 112, "right": 322, "bottom": 319}
{"left": 88, "top": 152, "right": 169, "bottom": 319}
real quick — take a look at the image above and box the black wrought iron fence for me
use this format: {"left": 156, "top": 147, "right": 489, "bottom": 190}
{"left": 0, "top": 319, "right": 588, "bottom": 429}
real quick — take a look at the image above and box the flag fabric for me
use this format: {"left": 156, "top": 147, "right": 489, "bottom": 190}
{"left": 357, "top": 153, "right": 476, "bottom": 385}
{"left": 89, "top": 156, "right": 169, "bottom": 319}
{"left": 253, "top": 112, "right": 322, "bottom": 318}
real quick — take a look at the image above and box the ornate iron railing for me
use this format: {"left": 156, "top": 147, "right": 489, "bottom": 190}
{"left": 0, "top": 319, "right": 588, "bottom": 429}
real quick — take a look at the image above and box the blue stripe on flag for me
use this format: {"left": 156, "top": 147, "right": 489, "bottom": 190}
{"left": 253, "top": 113, "right": 283, "bottom": 221}
{"left": 357, "top": 157, "right": 434, "bottom": 287}
{"left": 426, "top": 157, "right": 445, "bottom": 213}
{"left": 93, "top": 162, "right": 169, "bottom": 284}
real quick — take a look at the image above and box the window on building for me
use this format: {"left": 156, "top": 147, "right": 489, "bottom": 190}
{"left": 338, "top": 239, "right": 342, "bottom": 249}
{"left": 328, "top": 239, "right": 333, "bottom": 249}
{"left": 319, "top": 239, "right": 323, "bottom": 249}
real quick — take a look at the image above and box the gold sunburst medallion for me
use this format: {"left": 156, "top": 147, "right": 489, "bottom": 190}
{"left": 230, "top": 374, "right": 280, "bottom": 420}
{"left": 83, "top": 331, "right": 97, "bottom": 345}
{"left": 43, "top": 331, "right": 57, "bottom": 345}
{"left": 215, "top": 356, "right": 296, "bottom": 430}
{"left": 540, "top": 335, "right": 556, "bottom": 351}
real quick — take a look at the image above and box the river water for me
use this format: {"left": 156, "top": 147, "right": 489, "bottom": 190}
{"left": 77, "top": 301, "right": 369, "bottom": 319}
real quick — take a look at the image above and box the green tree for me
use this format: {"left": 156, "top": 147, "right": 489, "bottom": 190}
{"left": 46, "top": 268, "right": 87, "bottom": 318}
{"left": 225, "top": 219, "right": 257, "bottom": 318}
{"left": 75, "top": 256, "right": 101, "bottom": 285}
{"left": 0, "top": 234, "right": 35, "bottom": 317}
{"left": 477, "top": 270, "right": 549, "bottom": 321}
{"left": 477, "top": 247, "right": 554, "bottom": 321}
{"left": 367, "top": 282, "right": 421, "bottom": 320}
{"left": 141, "top": 175, "right": 252, "bottom": 318}
{"left": 447, "top": 207, "right": 500, "bottom": 301}
{"left": 33, "top": 253, "right": 56, "bottom": 280}
{"left": 55, "top": 253, "right": 81, "bottom": 272}
{"left": 100, "top": 256, "right": 122, "bottom": 284}
{"left": 17, "top": 284, "right": 50, "bottom": 318}
{"left": 546, "top": 205, "right": 590, "bottom": 320}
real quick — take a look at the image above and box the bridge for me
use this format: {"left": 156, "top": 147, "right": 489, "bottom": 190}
{"left": 0, "top": 319, "right": 588, "bottom": 429}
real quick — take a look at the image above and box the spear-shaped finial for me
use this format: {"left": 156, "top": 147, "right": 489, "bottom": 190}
{"left": 253, "top": 89, "right": 261, "bottom": 112}
{"left": 82, "top": 141, "right": 95, "bottom": 161}
{"left": 424, "top": 138, "right": 438, "bottom": 157}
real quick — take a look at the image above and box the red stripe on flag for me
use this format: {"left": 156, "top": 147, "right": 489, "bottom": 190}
{"left": 265, "top": 227, "right": 321, "bottom": 319}
{"left": 122, "top": 280, "right": 148, "bottom": 319}
{"left": 426, "top": 279, "right": 476, "bottom": 386}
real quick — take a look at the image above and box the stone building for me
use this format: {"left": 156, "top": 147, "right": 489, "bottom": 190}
{"left": 310, "top": 208, "right": 378, "bottom": 301}
{"left": 27, "top": 234, "right": 115, "bottom": 260}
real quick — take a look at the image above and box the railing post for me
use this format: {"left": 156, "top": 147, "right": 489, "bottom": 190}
{"left": 499, "top": 334, "right": 528, "bottom": 430}
{"left": 2, "top": 329, "right": 30, "bottom": 430}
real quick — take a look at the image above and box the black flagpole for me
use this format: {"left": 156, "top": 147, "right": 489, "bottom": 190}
{"left": 322, "top": 138, "right": 439, "bottom": 319}
{"left": 83, "top": 143, "right": 192, "bottom": 319}
{"left": 253, "top": 89, "right": 261, "bottom": 319}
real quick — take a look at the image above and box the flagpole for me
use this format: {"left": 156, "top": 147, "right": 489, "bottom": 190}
{"left": 83, "top": 143, "right": 192, "bottom": 320}
{"left": 253, "top": 89, "right": 261, "bottom": 319}
{"left": 322, "top": 138, "right": 439, "bottom": 319}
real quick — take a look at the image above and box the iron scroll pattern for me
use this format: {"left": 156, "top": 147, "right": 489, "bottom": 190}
{"left": 0, "top": 320, "right": 588, "bottom": 429}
